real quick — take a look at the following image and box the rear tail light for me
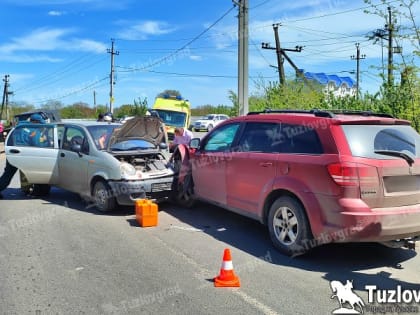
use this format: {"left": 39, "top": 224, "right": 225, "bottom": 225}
{"left": 327, "top": 162, "right": 379, "bottom": 187}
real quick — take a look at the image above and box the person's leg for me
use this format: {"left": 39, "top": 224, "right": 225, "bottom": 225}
{"left": 0, "top": 159, "right": 18, "bottom": 196}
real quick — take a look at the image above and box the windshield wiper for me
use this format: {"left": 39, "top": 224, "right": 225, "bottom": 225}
{"left": 374, "top": 149, "right": 415, "bottom": 166}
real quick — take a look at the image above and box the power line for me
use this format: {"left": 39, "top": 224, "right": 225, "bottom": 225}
{"left": 31, "top": 76, "right": 109, "bottom": 104}
{"left": 133, "top": 5, "right": 236, "bottom": 72}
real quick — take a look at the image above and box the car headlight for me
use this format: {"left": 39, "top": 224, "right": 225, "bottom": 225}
{"left": 120, "top": 162, "right": 136, "bottom": 177}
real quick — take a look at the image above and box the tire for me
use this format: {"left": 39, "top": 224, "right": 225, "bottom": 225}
{"left": 20, "top": 171, "right": 51, "bottom": 196}
{"left": 174, "top": 173, "right": 195, "bottom": 208}
{"left": 93, "top": 180, "right": 116, "bottom": 212}
{"left": 268, "top": 196, "right": 312, "bottom": 256}
{"left": 170, "top": 151, "right": 195, "bottom": 208}
{"left": 207, "top": 124, "right": 213, "bottom": 132}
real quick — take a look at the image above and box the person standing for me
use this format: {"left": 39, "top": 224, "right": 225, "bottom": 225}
{"left": 0, "top": 114, "right": 46, "bottom": 199}
{"left": 170, "top": 127, "right": 193, "bottom": 152}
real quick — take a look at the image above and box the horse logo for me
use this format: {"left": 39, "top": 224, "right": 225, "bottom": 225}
{"left": 330, "top": 280, "right": 365, "bottom": 314}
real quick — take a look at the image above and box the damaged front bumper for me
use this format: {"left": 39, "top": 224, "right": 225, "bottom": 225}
{"left": 108, "top": 176, "right": 174, "bottom": 205}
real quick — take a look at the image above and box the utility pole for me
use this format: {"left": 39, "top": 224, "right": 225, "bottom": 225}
{"left": 350, "top": 43, "right": 366, "bottom": 99}
{"left": 107, "top": 38, "right": 119, "bottom": 114}
{"left": 387, "top": 6, "right": 394, "bottom": 87}
{"left": 262, "top": 25, "right": 303, "bottom": 87}
{"left": 273, "top": 24, "right": 285, "bottom": 85}
{"left": 233, "top": 0, "right": 248, "bottom": 116}
{"left": 1, "top": 75, "right": 13, "bottom": 122}
{"left": 93, "top": 90, "right": 97, "bottom": 109}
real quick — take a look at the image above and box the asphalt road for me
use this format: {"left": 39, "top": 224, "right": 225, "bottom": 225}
{"left": 1, "top": 142, "right": 420, "bottom": 315}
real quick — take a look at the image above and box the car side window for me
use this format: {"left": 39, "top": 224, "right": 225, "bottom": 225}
{"left": 7, "top": 125, "right": 54, "bottom": 148}
{"left": 237, "top": 122, "right": 281, "bottom": 153}
{"left": 203, "top": 123, "right": 240, "bottom": 152}
{"left": 62, "top": 127, "right": 89, "bottom": 153}
{"left": 280, "top": 123, "right": 323, "bottom": 154}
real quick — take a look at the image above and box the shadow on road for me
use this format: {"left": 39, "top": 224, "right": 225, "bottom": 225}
{"left": 2, "top": 186, "right": 134, "bottom": 216}
{"left": 3, "top": 184, "right": 419, "bottom": 288}
{"left": 159, "top": 201, "right": 418, "bottom": 285}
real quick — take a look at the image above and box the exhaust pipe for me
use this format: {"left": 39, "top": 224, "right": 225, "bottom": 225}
{"left": 381, "top": 237, "right": 419, "bottom": 250}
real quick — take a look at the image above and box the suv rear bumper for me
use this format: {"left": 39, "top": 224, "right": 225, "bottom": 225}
{"left": 336, "top": 199, "right": 420, "bottom": 242}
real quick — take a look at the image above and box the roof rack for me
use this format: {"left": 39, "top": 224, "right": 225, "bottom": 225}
{"left": 246, "top": 108, "right": 394, "bottom": 119}
{"left": 247, "top": 109, "right": 334, "bottom": 118}
{"left": 328, "top": 109, "right": 394, "bottom": 118}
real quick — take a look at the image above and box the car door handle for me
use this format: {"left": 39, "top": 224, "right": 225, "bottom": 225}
{"left": 60, "top": 153, "right": 65, "bottom": 157}
{"left": 259, "top": 162, "right": 273, "bottom": 167}
{"left": 9, "top": 149, "right": 20, "bottom": 154}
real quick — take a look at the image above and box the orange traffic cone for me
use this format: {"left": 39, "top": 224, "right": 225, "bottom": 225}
{"left": 214, "top": 248, "right": 240, "bottom": 287}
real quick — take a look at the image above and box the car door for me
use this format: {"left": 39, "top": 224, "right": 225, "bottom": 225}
{"left": 5, "top": 123, "right": 60, "bottom": 184}
{"left": 57, "top": 126, "right": 90, "bottom": 193}
{"left": 227, "top": 122, "right": 281, "bottom": 216}
{"left": 192, "top": 122, "right": 240, "bottom": 205}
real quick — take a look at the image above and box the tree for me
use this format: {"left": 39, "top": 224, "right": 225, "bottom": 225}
{"left": 42, "top": 100, "right": 64, "bottom": 111}
{"left": 133, "top": 97, "right": 148, "bottom": 116}
{"left": 114, "top": 97, "right": 148, "bottom": 118}
{"left": 364, "top": 0, "right": 420, "bottom": 118}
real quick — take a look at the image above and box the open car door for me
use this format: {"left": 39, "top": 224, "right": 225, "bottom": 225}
{"left": 5, "top": 123, "right": 60, "bottom": 184}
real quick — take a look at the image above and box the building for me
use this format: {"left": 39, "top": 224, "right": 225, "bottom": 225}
{"left": 303, "top": 72, "right": 356, "bottom": 98}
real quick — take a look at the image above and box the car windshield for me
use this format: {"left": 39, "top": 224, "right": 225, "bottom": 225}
{"left": 110, "top": 139, "right": 155, "bottom": 151}
{"left": 342, "top": 124, "right": 420, "bottom": 158}
{"left": 205, "top": 115, "right": 216, "bottom": 120}
{"left": 153, "top": 109, "right": 186, "bottom": 127}
{"left": 87, "top": 125, "right": 118, "bottom": 150}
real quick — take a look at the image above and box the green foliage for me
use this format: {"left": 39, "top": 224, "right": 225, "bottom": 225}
{"left": 114, "top": 97, "right": 148, "bottom": 118}
{"left": 133, "top": 97, "right": 148, "bottom": 116}
{"left": 248, "top": 79, "right": 326, "bottom": 111}
{"left": 60, "top": 102, "right": 95, "bottom": 119}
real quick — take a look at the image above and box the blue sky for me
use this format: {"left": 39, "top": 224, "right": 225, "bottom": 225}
{"left": 0, "top": 0, "right": 418, "bottom": 110}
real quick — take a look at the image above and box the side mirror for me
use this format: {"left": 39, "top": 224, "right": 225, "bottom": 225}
{"left": 159, "top": 142, "right": 168, "bottom": 150}
{"left": 71, "top": 143, "right": 83, "bottom": 157}
{"left": 189, "top": 138, "right": 200, "bottom": 149}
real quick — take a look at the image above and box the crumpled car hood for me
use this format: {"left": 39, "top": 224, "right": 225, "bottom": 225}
{"left": 107, "top": 116, "right": 165, "bottom": 150}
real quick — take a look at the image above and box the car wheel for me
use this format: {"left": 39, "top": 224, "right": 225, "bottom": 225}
{"left": 174, "top": 173, "right": 195, "bottom": 208}
{"left": 93, "top": 180, "right": 116, "bottom": 212}
{"left": 170, "top": 151, "right": 195, "bottom": 208}
{"left": 20, "top": 171, "right": 51, "bottom": 196}
{"left": 268, "top": 196, "right": 312, "bottom": 256}
{"left": 207, "top": 124, "right": 213, "bottom": 132}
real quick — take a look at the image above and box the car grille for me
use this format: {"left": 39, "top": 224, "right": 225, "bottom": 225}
{"left": 151, "top": 182, "right": 172, "bottom": 192}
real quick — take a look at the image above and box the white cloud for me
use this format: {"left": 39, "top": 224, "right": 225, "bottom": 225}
{"left": 0, "top": 28, "right": 107, "bottom": 56}
{"left": 116, "top": 20, "right": 176, "bottom": 40}
{"left": 48, "top": 10, "right": 66, "bottom": 16}
{"left": 189, "top": 55, "right": 202, "bottom": 61}
{"left": 0, "top": 54, "right": 62, "bottom": 63}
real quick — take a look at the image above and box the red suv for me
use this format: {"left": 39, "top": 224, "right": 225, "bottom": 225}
{"left": 173, "top": 109, "right": 420, "bottom": 256}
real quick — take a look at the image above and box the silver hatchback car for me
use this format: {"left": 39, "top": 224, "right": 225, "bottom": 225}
{"left": 5, "top": 116, "right": 174, "bottom": 211}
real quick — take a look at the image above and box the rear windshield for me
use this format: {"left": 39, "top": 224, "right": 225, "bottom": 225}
{"left": 342, "top": 125, "right": 420, "bottom": 158}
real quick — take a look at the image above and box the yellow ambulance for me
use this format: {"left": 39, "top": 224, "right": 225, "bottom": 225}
{"left": 152, "top": 94, "right": 191, "bottom": 141}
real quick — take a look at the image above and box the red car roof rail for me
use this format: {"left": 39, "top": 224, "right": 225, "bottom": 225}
{"left": 246, "top": 108, "right": 395, "bottom": 119}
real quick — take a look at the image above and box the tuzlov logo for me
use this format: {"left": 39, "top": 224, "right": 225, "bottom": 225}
{"left": 330, "top": 280, "right": 365, "bottom": 314}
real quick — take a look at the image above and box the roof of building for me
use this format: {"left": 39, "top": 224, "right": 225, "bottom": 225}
{"left": 304, "top": 72, "right": 355, "bottom": 88}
